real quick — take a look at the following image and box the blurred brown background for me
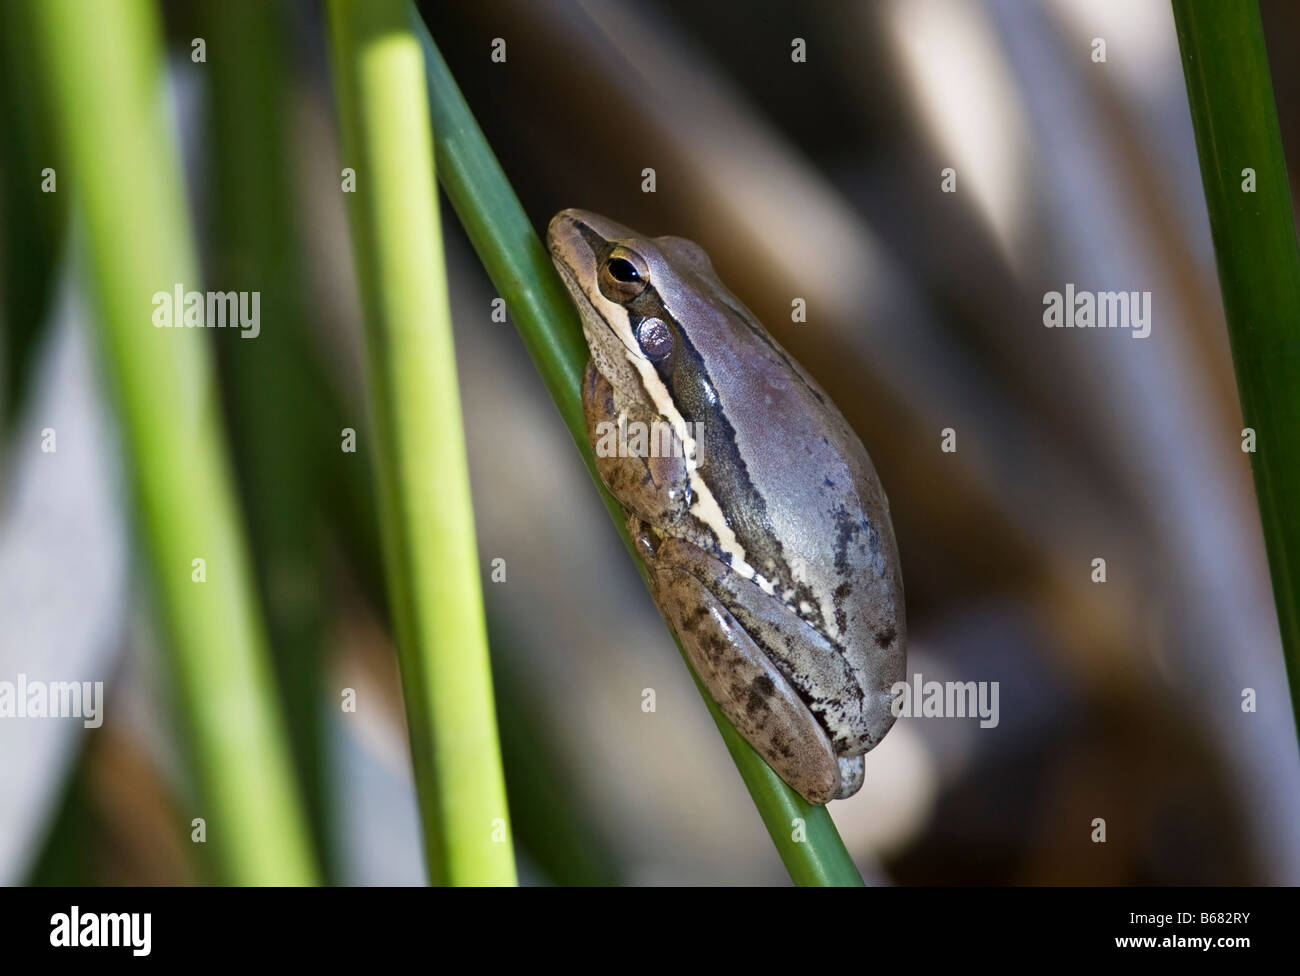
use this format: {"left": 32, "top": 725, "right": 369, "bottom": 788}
{"left": 1, "top": 0, "right": 1298, "bottom": 884}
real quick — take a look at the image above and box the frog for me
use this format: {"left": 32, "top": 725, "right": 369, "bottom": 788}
{"left": 548, "top": 208, "right": 906, "bottom": 804}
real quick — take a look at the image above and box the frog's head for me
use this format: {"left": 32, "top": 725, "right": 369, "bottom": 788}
{"left": 547, "top": 208, "right": 717, "bottom": 387}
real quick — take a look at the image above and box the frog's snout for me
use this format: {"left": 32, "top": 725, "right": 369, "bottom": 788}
{"left": 545, "top": 208, "right": 581, "bottom": 254}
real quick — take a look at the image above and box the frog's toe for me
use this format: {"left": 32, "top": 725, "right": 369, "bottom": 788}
{"left": 835, "top": 755, "right": 864, "bottom": 800}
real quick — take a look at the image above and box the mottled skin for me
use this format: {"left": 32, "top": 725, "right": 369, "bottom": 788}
{"left": 549, "top": 209, "right": 906, "bottom": 803}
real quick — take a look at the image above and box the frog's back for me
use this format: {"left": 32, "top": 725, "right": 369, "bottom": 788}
{"left": 676, "top": 285, "right": 906, "bottom": 754}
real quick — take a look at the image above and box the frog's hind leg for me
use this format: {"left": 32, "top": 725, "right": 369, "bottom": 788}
{"left": 636, "top": 525, "right": 842, "bottom": 804}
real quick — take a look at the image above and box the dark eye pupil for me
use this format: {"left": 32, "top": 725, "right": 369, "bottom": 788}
{"left": 607, "top": 258, "right": 641, "bottom": 283}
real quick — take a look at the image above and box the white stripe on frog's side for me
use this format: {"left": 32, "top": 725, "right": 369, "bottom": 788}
{"left": 599, "top": 294, "right": 776, "bottom": 597}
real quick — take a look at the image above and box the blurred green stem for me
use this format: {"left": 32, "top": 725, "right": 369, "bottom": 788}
{"left": 202, "top": 0, "right": 336, "bottom": 878}
{"left": 31, "top": 0, "right": 316, "bottom": 883}
{"left": 0, "top": 0, "right": 65, "bottom": 425}
{"left": 1173, "top": 0, "right": 1300, "bottom": 741}
{"left": 413, "top": 4, "right": 863, "bottom": 885}
{"left": 327, "top": 0, "right": 516, "bottom": 885}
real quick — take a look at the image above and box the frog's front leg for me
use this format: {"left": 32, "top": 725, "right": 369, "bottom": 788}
{"left": 583, "top": 360, "right": 698, "bottom": 529}
{"left": 631, "top": 519, "right": 844, "bottom": 804}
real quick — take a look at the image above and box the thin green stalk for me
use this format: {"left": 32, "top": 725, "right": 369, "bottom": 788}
{"left": 31, "top": 0, "right": 316, "bottom": 883}
{"left": 327, "top": 0, "right": 516, "bottom": 886}
{"left": 413, "top": 6, "right": 863, "bottom": 885}
{"left": 1173, "top": 0, "right": 1300, "bottom": 741}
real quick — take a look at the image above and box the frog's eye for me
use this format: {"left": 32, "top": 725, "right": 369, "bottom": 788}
{"left": 635, "top": 316, "right": 674, "bottom": 361}
{"left": 599, "top": 247, "right": 649, "bottom": 302}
